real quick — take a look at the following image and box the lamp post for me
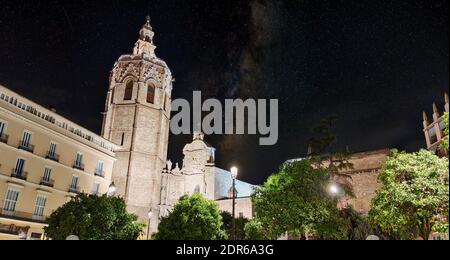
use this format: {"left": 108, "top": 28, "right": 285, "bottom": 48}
{"left": 230, "top": 166, "right": 238, "bottom": 240}
{"left": 329, "top": 183, "right": 339, "bottom": 196}
{"left": 328, "top": 183, "right": 343, "bottom": 208}
{"left": 147, "top": 210, "right": 153, "bottom": 240}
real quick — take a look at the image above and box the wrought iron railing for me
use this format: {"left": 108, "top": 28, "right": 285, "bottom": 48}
{"left": 45, "top": 151, "right": 60, "bottom": 162}
{"left": 18, "top": 140, "right": 34, "bottom": 153}
{"left": 11, "top": 169, "right": 28, "bottom": 180}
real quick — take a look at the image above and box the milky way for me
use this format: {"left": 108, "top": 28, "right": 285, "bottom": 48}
{"left": 0, "top": 0, "right": 448, "bottom": 184}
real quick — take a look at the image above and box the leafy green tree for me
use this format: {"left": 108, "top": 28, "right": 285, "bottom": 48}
{"left": 369, "top": 150, "right": 449, "bottom": 240}
{"left": 220, "top": 211, "right": 248, "bottom": 240}
{"left": 251, "top": 160, "right": 349, "bottom": 240}
{"left": 44, "top": 194, "right": 144, "bottom": 240}
{"left": 442, "top": 112, "right": 449, "bottom": 150}
{"left": 153, "top": 193, "right": 228, "bottom": 240}
{"left": 244, "top": 219, "right": 266, "bottom": 240}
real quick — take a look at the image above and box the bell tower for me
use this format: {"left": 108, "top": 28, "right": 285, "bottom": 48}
{"left": 101, "top": 16, "right": 173, "bottom": 233}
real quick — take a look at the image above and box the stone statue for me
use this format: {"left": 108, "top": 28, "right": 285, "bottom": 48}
{"left": 166, "top": 160, "right": 173, "bottom": 171}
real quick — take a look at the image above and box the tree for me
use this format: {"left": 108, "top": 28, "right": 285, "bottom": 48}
{"left": 308, "top": 115, "right": 354, "bottom": 197}
{"left": 244, "top": 219, "right": 266, "bottom": 240}
{"left": 251, "top": 160, "right": 349, "bottom": 240}
{"left": 221, "top": 211, "right": 248, "bottom": 240}
{"left": 44, "top": 194, "right": 143, "bottom": 240}
{"left": 442, "top": 112, "right": 449, "bottom": 150}
{"left": 340, "top": 206, "right": 374, "bottom": 240}
{"left": 153, "top": 193, "right": 228, "bottom": 240}
{"left": 369, "top": 150, "right": 449, "bottom": 240}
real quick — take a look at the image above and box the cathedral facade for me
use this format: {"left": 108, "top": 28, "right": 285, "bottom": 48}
{"left": 160, "top": 133, "right": 256, "bottom": 220}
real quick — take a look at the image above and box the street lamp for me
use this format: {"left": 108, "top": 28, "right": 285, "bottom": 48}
{"left": 147, "top": 210, "right": 153, "bottom": 240}
{"left": 329, "top": 183, "right": 344, "bottom": 209}
{"left": 107, "top": 182, "right": 116, "bottom": 197}
{"left": 230, "top": 166, "right": 238, "bottom": 240}
{"left": 329, "top": 183, "right": 339, "bottom": 196}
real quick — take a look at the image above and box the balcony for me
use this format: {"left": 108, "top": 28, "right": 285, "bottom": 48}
{"left": 18, "top": 141, "right": 34, "bottom": 153}
{"left": 69, "top": 186, "right": 80, "bottom": 194}
{"left": 45, "top": 152, "right": 60, "bottom": 162}
{"left": 11, "top": 169, "right": 28, "bottom": 181}
{"left": 0, "top": 224, "right": 22, "bottom": 236}
{"left": 94, "top": 170, "right": 105, "bottom": 178}
{"left": 40, "top": 178, "right": 55, "bottom": 188}
{"left": 72, "top": 162, "right": 85, "bottom": 171}
{"left": 0, "top": 133, "right": 8, "bottom": 144}
{"left": 0, "top": 209, "right": 47, "bottom": 224}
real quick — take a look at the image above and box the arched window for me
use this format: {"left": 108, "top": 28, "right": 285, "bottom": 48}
{"left": 147, "top": 85, "right": 155, "bottom": 104}
{"left": 124, "top": 81, "right": 133, "bottom": 101}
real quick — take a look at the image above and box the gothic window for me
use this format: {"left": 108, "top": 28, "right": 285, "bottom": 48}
{"left": 147, "top": 85, "right": 155, "bottom": 104}
{"left": 194, "top": 185, "right": 200, "bottom": 193}
{"left": 124, "top": 81, "right": 133, "bottom": 101}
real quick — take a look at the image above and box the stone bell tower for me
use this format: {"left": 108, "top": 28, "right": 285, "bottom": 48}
{"left": 101, "top": 16, "right": 173, "bottom": 233}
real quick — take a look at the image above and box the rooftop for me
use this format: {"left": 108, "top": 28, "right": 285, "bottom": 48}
{"left": 0, "top": 84, "right": 121, "bottom": 154}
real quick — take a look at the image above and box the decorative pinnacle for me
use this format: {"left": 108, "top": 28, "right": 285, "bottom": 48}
{"left": 144, "top": 15, "right": 152, "bottom": 29}
{"left": 433, "top": 103, "right": 439, "bottom": 114}
{"left": 423, "top": 111, "right": 428, "bottom": 122}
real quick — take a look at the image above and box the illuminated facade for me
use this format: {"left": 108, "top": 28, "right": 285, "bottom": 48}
{"left": 101, "top": 17, "right": 173, "bottom": 234}
{"left": 423, "top": 93, "right": 449, "bottom": 157}
{"left": 0, "top": 85, "right": 119, "bottom": 240}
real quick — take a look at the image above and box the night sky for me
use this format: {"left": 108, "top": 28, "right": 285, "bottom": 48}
{"left": 0, "top": 0, "right": 448, "bottom": 184}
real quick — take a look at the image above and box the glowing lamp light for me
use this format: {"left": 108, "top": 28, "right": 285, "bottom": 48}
{"left": 230, "top": 167, "right": 238, "bottom": 179}
{"left": 329, "top": 183, "right": 339, "bottom": 196}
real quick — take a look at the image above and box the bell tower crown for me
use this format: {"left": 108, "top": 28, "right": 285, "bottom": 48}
{"left": 133, "top": 16, "right": 157, "bottom": 57}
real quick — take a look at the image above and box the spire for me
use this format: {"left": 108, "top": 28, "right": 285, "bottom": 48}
{"left": 445, "top": 92, "right": 449, "bottom": 113}
{"left": 445, "top": 92, "right": 449, "bottom": 105}
{"left": 433, "top": 103, "right": 439, "bottom": 115}
{"left": 145, "top": 15, "right": 152, "bottom": 30}
{"left": 139, "top": 15, "right": 154, "bottom": 42}
{"left": 133, "top": 16, "right": 156, "bottom": 57}
{"left": 423, "top": 111, "right": 429, "bottom": 123}
{"left": 193, "top": 131, "right": 205, "bottom": 141}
